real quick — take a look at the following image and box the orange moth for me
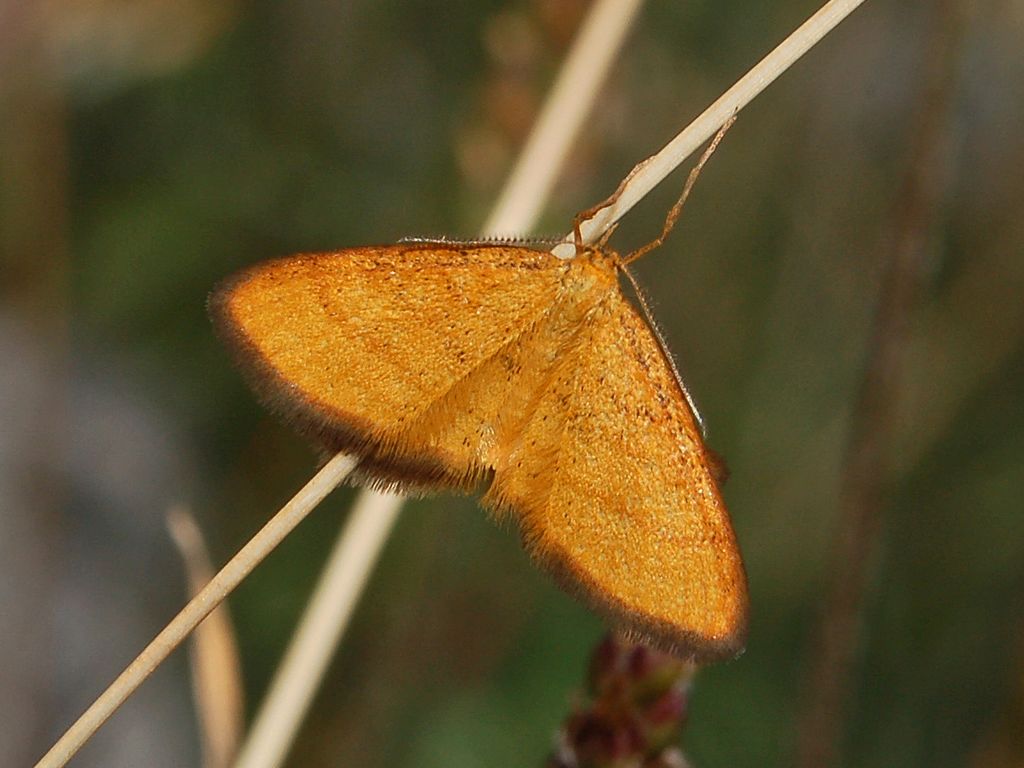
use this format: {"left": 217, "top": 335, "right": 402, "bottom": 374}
{"left": 210, "top": 161, "right": 748, "bottom": 663}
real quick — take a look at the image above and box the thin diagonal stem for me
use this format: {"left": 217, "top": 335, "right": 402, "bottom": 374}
{"left": 36, "top": 0, "right": 875, "bottom": 763}
{"left": 234, "top": 1, "right": 875, "bottom": 765}
{"left": 34, "top": 453, "right": 358, "bottom": 768}
{"left": 552, "top": 0, "right": 869, "bottom": 258}
{"left": 231, "top": 3, "right": 647, "bottom": 767}
{"left": 483, "top": 0, "right": 645, "bottom": 236}
{"left": 231, "top": 490, "right": 403, "bottom": 768}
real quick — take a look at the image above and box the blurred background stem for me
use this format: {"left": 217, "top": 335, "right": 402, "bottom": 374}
{"left": 233, "top": 3, "right": 645, "bottom": 765}
{"left": 6, "top": 0, "right": 1023, "bottom": 765}
{"left": 795, "top": 1, "right": 973, "bottom": 765}
{"left": 0, "top": 2, "right": 70, "bottom": 763}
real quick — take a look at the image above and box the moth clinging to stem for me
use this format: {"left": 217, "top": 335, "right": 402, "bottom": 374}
{"left": 210, "top": 124, "right": 747, "bottom": 662}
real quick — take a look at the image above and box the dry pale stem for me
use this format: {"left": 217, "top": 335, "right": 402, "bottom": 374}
{"left": 34, "top": 453, "right": 358, "bottom": 768}
{"left": 167, "top": 506, "right": 245, "bottom": 768}
{"left": 37, "top": 0, "right": 876, "bottom": 764}
{"left": 231, "top": 490, "right": 404, "bottom": 768}
{"left": 483, "top": 0, "right": 644, "bottom": 237}
{"left": 233, "top": 2, "right": 646, "bottom": 766}
{"left": 236, "top": 1, "right": 875, "bottom": 766}
{"left": 552, "top": 0, "right": 870, "bottom": 258}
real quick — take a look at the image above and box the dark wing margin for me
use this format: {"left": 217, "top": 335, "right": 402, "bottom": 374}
{"left": 209, "top": 244, "right": 566, "bottom": 491}
{"left": 487, "top": 291, "right": 748, "bottom": 662}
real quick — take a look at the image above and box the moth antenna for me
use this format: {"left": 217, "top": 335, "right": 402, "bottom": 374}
{"left": 620, "top": 264, "right": 707, "bottom": 437}
{"left": 622, "top": 114, "right": 737, "bottom": 266}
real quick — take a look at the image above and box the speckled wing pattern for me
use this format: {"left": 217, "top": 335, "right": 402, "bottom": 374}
{"left": 486, "top": 289, "right": 748, "bottom": 660}
{"left": 210, "top": 244, "right": 567, "bottom": 489}
{"left": 211, "top": 243, "right": 748, "bottom": 660}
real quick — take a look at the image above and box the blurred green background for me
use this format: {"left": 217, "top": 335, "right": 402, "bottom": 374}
{"left": 2, "top": 1, "right": 1022, "bottom": 766}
